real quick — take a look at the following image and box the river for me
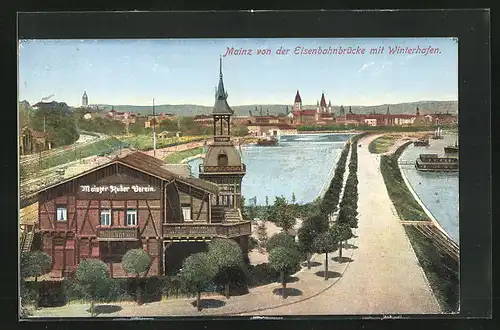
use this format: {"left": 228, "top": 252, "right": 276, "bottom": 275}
{"left": 188, "top": 133, "right": 354, "bottom": 206}
{"left": 399, "top": 133, "right": 459, "bottom": 244}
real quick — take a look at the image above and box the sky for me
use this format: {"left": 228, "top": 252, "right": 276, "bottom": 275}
{"left": 18, "top": 38, "right": 458, "bottom": 107}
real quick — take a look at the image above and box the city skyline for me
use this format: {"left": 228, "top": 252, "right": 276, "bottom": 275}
{"left": 18, "top": 38, "right": 458, "bottom": 107}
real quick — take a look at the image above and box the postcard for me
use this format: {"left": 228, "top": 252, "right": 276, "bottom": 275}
{"left": 19, "top": 35, "right": 461, "bottom": 318}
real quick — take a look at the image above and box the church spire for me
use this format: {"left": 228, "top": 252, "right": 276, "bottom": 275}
{"left": 215, "top": 56, "right": 228, "bottom": 100}
{"left": 212, "top": 57, "right": 234, "bottom": 116}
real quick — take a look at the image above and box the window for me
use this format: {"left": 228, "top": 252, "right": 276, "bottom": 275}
{"left": 100, "top": 209, "right": 111, "bottom": 226}
{"left": 182, "top": 205, "right": 192, "bottom": 221}
{"left": 56, "top": 206, "right": 67, "bottom": 221}
{"left": 217, "top": 154, "right": 228, "bottom": 166}
{"left": 126, "top": 209, "right": 137, "bottom": 226}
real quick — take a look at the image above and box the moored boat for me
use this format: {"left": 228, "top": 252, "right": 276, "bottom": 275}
{"left": 414, "top": 138, "right": 430, "bottom": 147}
{"left": 256, "top": 136, "right": 278, "bottom": 146}
{"left": 444, "top": 135, "right": 458, "bottom": 154}
{"left": 415, "top": 153, "right": 458, "bottom": 172}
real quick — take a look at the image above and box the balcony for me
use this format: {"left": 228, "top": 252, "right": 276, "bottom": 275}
{"left": 213, "top": 136, "right": 231, "bottom": 143}
{"left": 199, "top": 163, "right": 246, "bottom": 173}
{"left": 97, "top": 226, "right": 139, "bottom": 241}
{"left": 163, "top": 221, "right": 251, "bottom": 239}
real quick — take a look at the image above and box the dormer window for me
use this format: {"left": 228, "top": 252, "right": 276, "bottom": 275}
{"left": 217, "top": 154, "right": 228, "bottom": 166}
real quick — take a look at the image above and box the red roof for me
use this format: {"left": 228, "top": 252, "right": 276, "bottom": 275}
{"left": 109, "top": 109, "right": 116, "bottom": 113}
{"left": 292, "top": 110, "right": 317, "bottom": 117}
{"left": 301, "top": 110, "right": 317, "bottom": 116}
{"left": 320, "top": 113, "right": 334, "bottom": 117}
{"left": 294, "top": 90, "right": 302, "bottom": 103}
{"left": 320, "top": 93, "right": 327, "bottom": 108}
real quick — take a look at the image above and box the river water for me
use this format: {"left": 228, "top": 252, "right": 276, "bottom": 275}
{"left": 188, "top": 132, "right": 459, "bottom": 245}
{"left": 399, "top": 134, "right": 459, "bottom": 244}
{"left": 188, "top": 134, "right": 354, "bottom": 206}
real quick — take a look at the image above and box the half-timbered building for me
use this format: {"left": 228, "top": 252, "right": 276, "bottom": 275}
{"left": 35, "top": 150, "right": 251, "bottom": 279}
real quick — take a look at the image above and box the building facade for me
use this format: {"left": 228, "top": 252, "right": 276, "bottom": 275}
{"left": 31, "top": 59, "right": 252, "bottom": 280}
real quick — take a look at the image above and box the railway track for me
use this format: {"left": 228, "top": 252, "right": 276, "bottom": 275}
{"left": 19, "top": 132, "right": 106, "bottom": 166}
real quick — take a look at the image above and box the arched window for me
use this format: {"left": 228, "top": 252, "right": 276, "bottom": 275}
{"left": 218, "top": 154, "right": 228, "bottom": 166}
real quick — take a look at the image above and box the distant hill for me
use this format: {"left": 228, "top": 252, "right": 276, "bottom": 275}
{"left": 83, "top": 100, "right": 458, "bottom": 117}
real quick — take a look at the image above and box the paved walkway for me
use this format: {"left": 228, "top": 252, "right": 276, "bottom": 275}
{"left": 243, "top": 135, "right": 441, "bottom": 315}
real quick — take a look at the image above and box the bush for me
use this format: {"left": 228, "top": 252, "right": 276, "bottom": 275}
{"left": 248, "top": 236, "right": 259, "bottom": 250}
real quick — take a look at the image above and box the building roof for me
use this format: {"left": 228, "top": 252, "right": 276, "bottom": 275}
{"left": 36, "top": 151, "right": 219, "bottom": 195}
{"left": 212, "top": 58, "right": 234, "bottom": 116}
{"left": 294, "top": 90, "right": 302, "bottom": 103}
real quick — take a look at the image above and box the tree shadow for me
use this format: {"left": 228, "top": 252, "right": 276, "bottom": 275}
{"left": 191, "top": 299, "right": 226, "bottom": 309}
{"left": 301, "top": 261, "right": 322, "bottom": 268}
{"left": 342, "top": 243, "right": 358, "bottom": 250}
{"left": 314, "top": 271, "right": 342, "bottom": 279}
{"left": 272, "top": 287, "right": 303, "bottom": 297}
{"left": 286, "top": 276, "right": 300, "bottom": 283}
{"left": 332, "top": 256, "right": 354, "bottom": 263}
{"left": 86, "top": 305, "right": 122, "bottom": 316}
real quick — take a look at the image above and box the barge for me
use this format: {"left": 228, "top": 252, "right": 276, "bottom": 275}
{"left": 414, "top": 138, "right": 430, "bottom": 147}
{"left": 256, "top": 136, "right": 278, "bottom": 146}
{"left": 415, "top": 153, "right": 458, "bottom": 172}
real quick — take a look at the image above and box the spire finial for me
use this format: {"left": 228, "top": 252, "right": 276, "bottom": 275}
{"left": 220, "top": 56, "right": 223, "bottom": 77}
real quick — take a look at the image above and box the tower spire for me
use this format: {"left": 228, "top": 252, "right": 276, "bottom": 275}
{"left": 215, "top": 56, "right": 228, "bottom": 100}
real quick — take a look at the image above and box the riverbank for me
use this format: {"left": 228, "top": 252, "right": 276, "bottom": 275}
{"left": 379, "top": 138, "right": 459, "bottom": 313}
{"left": 380, "top": 142, "right": 430, "bottom": 221}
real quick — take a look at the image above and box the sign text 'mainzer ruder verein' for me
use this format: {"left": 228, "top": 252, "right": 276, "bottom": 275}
{"left": 79, "top": 184, "right": 157, "bottom": 194}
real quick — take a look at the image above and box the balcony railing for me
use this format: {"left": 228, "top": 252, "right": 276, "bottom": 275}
{"left": 97, "top": 226, "right": 139, "bottom": 241}
{"left": 213, "top": 136, "right": 231, "bottom": 142}
{"left": 199, "top": 163, "right": 246, "bottom": 173}
{"left": 163, "top": 221, "right": 251, "bottom": 238}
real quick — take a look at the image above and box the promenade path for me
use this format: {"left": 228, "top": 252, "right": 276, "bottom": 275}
{"left": 240, "top": 134, "right": 441, "bottom": 315}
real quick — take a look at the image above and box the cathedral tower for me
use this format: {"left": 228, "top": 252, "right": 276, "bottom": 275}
{"left": 293, "top": 90, "right": 302, "bottom": 112}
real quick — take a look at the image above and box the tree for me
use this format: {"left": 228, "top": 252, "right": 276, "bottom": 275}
{"left": 333, "top": 223, "right": 354, "bottom": 262}
{"left": 312, "top": 231, "right": 339, "bottom": 280}
{"left": 207, "top": 239, "right": 245, "bottom": 299}
{"left": 76, "top": 258, "right": 111, "bottom": 317}
{"left": 256, "top": 221, "right": 269, "bottom": 251}
{"left": 268, "top": 247, "right": 301, "bottom": 299}
{"left": 20, "top": 251, "right": 52, "bottom": 309}
{"left": 267, "top": 196, "right": 297, "bottom": 233}
{"left": 297, "top": 213, "right": 329, "bottom": 269}
{"left": 266, "top": 232, "right": 297, "bottom": 253}
{"left": 122, "top": 249, "right": 151, "bottom": 304}
{"left": 178, "top": 252, "right": 217, "bottom": 311}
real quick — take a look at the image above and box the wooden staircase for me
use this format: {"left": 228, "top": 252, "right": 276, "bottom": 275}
{"left": 20, "top": 228, "right": 35, "bottom": 253}
{"left": 224, "top": 208, "right": 242, "bottom": 222}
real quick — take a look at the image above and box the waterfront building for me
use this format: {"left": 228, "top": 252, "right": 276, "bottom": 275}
{"left": 22, "top": 59, "right": 252, "bottom": 280}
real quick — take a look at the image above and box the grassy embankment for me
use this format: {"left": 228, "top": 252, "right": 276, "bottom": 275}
{"left": 380, "top": 142, "right": 458, "bottom": 313}
{"left": 380, "top": 142, "right": 429, "bottom": 221}
{"left": 404, "top": 226, "right": 459, "bottom": 313}
{"left": 21, "top": 138, "right": 125, "bottom": 175}
{"left": 368, "top": 134, "right": 400, "bottom": 154}
{"left": 164, "top": 147, "right": 204, "bottom": 164}
{"left": 119, "top": 135, "right": 210, "bottom": 151}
